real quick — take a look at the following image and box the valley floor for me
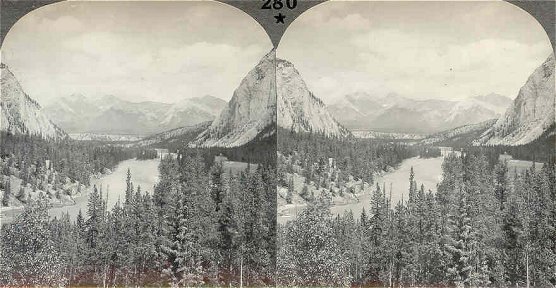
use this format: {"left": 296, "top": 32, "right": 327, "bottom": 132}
{"left": 278, "top": 156, "right": 445, "bottom": 224}
{"left": 332, "top": 156, "right": 444, "bottom": 218}
{"left": 1, "top": 158, "right": 161, "bottom": 224}
{"left": 278, "top": 155, "right": 544, "bottom": 224}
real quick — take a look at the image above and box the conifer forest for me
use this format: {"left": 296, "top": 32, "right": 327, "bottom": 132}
{"left": 1, "top": 1, "right": 555, "bottom": 287}
{"left": 276, "top": 151, "right": 556, "bottom": 287}
{"left": 1, "top": 145, "right": 277, "bottom": 287}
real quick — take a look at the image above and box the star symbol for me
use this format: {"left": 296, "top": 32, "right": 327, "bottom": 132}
{"left": 274, "top": 12, "right": 286, "bottom": 24}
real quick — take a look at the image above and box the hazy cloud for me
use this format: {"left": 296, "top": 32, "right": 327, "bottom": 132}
{"left": 278, "top": 0, "right": 553, "bottom": 103}
{"left": 1, "top": 1, "right": 272, "bottom": 105}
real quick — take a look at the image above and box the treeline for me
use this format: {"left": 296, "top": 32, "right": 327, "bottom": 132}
{"left": 487, "top": 125, "right": 555, "bottom": 163}
{"left": 135, "top": 149, "right": 158, "bottom": 160}
{"left": 0, "top": 150, "right": 276, "bottom": 287}
{"left": 455, "top": 124, "right": 555, "bottom": 163}
{"left": 0, "top": 132, "right": 157, "bottom": 206}
{"left": 278, "top": 128, "right": 414, "bottom": 187}
{"left": 202, "top": 126, "right": 276, "bottom": 166}
{"left": 1, "top": 132, "right": 133, "bottom": 185}
{"left": 139, "top": 122, "right": 210, "bottom": 152}
{"left": 417, "top": 146, "right": 441, "bottom": 158}
{"left": 277, "top": 153, "right": 556, "bottom": 287}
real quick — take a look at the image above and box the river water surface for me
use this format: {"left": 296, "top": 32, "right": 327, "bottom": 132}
{"left": 329, "top": 156, "right": 444, "bottom": 218}
{"left": 278, "top": 156, "right": 445, "bottom": 224}
{"left": 48, "top": 158, "right": 161, "bottom": 220}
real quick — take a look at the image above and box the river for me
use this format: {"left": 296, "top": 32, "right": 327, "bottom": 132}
{"left": 5, "top": 153, "right": 539, "bottom": 225}
{"left": 47, "top": 158, "right": 161, "bottom": 221}
{"left": 282, "top": 155, "right": 542, "bottom": 223}
{"left": 329, "top": 156, "right": 444, "bottom": 218}
{"left": 277, "top": 156, "right": 445, "bottom": 224}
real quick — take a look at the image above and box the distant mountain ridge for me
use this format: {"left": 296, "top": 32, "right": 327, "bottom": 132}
{"left": 135, "top": 121, "right": 210, "bottom": 148}
{"left": 43, "top": 94, "right": 226, "bottom": 135}
{"left": 475, "top": 54, "right": 555, "bottom": 146}
{"left": 1, "top": 64, "right": 67, "bottom": 140}
{"left": 421, "top": 119, "right": 497, "bottom": 146}
{"left": 352, "top": 130, "right": 424, "bottom": 140}
{"left": 328, "top": 92, "right": 512, "bottom": 134}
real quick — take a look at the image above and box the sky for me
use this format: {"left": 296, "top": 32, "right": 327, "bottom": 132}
{"left": 1, "top": 1, "right": 272, "bottom": 105}
{"left": 277, "top": 0, "right": 554, "bottom": 104}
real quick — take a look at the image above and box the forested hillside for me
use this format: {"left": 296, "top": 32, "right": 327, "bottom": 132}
{"left": 201, "top": 125, "right": 276, "bottom": 166}
{"left": 277, "top": 152, "right": 556, "bottom": 287}
{"left": 486, "top": 123, "right": 555, "bottom": 163}
{"left": 0, "top": 148, "right": 276, "bottom": 287}
{"left": 134, "top": 121, "right": 210, "bottom": 150}
{"left": 278, "top": 128, "right": 413, "bottom": 184}
{"left": 0, "top": 132, "right": 156, "bottom": 207}
{"left": 277, "top": 128, "right": 415, "bottom": 206}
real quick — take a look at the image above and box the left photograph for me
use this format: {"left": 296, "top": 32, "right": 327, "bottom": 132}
{"left": 0, "top": 1, "right": 277, "bottom": 287}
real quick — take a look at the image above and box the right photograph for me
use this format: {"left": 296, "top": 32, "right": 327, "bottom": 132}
{"left": 275, "top": 1, "right": 555, "bottom": 287}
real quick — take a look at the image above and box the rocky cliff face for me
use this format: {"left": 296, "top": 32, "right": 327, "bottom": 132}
{"left": 476, "top": 55, "right": 555, "bottom": 145}
{"left": 191, "top": 50, "right": 277, "bottom": 148}
{"left": 277, "top": 59, "right": 350, "bottom": 137}
{"left": 1, "top": 64, "right": 66, "bottom": 140}
{"left": 191, "top": 50, "right": 353, "bottom": 148}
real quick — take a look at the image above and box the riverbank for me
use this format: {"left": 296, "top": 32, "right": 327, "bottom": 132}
{"left": 1, "top": 158, "right": 161, "bottom": 225}
{"left": 278, "top": 156, "right": 445, "bottom": 224}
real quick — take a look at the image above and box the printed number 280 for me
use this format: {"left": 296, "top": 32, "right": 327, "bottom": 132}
{"left": 262, "top": 0, "right": 297, "bottom": 10}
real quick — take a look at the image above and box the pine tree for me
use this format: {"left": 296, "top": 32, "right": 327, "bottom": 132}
{"left": 408, "top": 166, "right": 417, "bottom": 211}
{"left": 2, "top": 181, "right": 10, "bottom": 206}
{"left": 86, "top": 185, "right": 103, "bottom": 250}
{"left": 502, "top": 190, "right": 525, "bottom": 286}
{"left": 125, "top": 168, "right": 133, "bottom": 205}
{"left": 159, "top": 184, "right": 185, "bottom": 286}
{"left": 494, "top": 162, "right": 510, "bottom": 210}
{"left": 218, "top": 190, "right": 238, "bottom": 285}
{"left": 286, "top": 177, "right": 294, "bottom": 204}
{"left": 392, "top": 199, "right": 411, "bottom": 286}
{"left": 277, "top": 196, "right": 350, "bottom": 287}
{"left": 210, "top": 162, "right": 225, "bottom": 210}
{"left": 445, "top": 184, "right": 473, "bottom": 286}
{"left": 0, "top": 195, "right": 64, "bottom": 286}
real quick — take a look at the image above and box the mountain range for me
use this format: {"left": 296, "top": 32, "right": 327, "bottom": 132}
{"left": 2, "top": 51, "right": 552, "bottom": 149}
{"left": 1, "top": 64, "right": 66, "bottom": 140}
{"left": 149, "top": 52, "right": 555, "bottom": 148}
{"left": 43, "top": 94, "right": 226, "bottom": 135}
{"left": 328, "top": 92, "right": 512, "bottom": 134}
